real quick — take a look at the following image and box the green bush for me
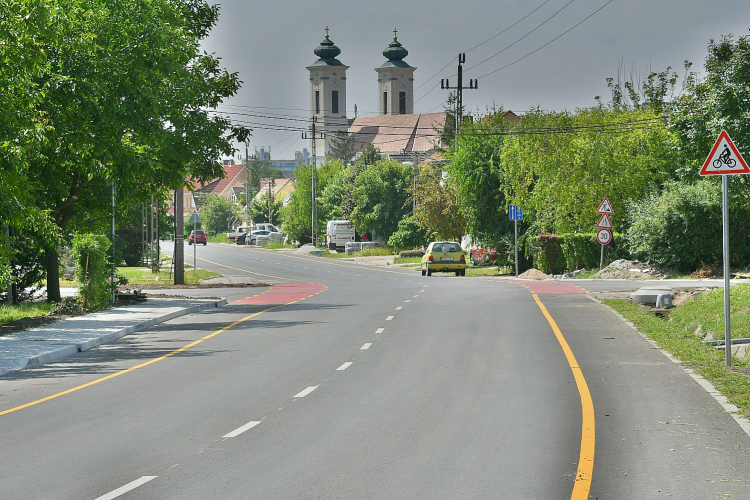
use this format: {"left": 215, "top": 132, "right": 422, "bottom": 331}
{"left": 398, "top": 249, "right": 424, "bottom": 258}
{"left": 560, "top": 232, "right": 630, "bottom": 271}
{"left": 388, "top": 216, "right": 434, "bottom": 251}
{"left": 626, "top": 181, "right": 750, "bottom": 272}
{"left": 531, "top": 233, "right": 566, "bottom": 274}
{"left": 72, "top": 234, "right": 113, "bottom": 310}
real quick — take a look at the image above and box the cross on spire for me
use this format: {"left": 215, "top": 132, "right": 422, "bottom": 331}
{"left": 325, "top": 26, "right": 329, "bottom": 39}
{"left": 393, "top": 28, "right": 398, "bottom": 40}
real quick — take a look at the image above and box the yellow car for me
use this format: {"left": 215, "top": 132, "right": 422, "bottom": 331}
{"left": 421, "top": 241, "right": 467, "bottom": 277}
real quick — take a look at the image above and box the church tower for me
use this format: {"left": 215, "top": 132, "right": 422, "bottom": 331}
{"left": 376, "top": 29, "right": 416, "bottom": 115}
{"left": 306, "top": 27, "right": 349, "bottom": 162}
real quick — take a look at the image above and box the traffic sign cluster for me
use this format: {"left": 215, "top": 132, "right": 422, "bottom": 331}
{"left": 596, "top": 197, "right": 613, "bottom": 245}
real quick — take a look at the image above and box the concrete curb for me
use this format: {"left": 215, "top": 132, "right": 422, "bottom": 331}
{"left": 587, "top": 294, "right": 750, "bottom": 439}
{"left": 2, "top": 298, "right": 226, "bottom": 375}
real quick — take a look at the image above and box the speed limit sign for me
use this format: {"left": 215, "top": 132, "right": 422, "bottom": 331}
{"left": 597, "top": 228, "right": 612, "bottom": 245}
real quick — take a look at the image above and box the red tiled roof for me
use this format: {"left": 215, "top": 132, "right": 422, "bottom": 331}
{"left": 348, "top": 112, "right": 446, "bottom": 154}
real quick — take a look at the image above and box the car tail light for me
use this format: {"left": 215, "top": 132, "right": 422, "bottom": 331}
{"left": 428, "top": 255, "right": 434, "bottom": 261}
{"left": 460, "top": 254, "right": 466, "bottom": 262}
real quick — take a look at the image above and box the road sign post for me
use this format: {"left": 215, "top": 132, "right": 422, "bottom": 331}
{"left": 700, "top": 130, "right": 750, "bottom": 367}
{"left": 596, "top": 198, "right": 614, "bottom": 270}
{"left": 509, "top": 204, "right": 523, "bottom": 277}
{"left": 189, "top": 211, "right": 201, "bottom": 272}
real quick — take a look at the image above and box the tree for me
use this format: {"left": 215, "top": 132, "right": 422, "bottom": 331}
{"left": 200, "top": 195, "right": 238, "bottom": 235}
{"left": 0, "top": 1, "right": 58, "bottom": 296}
{"left": 25, "top": 0, "right": 248, "bottom": 301}
{"left": 671, "top": 33, "right": 750, "bottom": 191}
{"left": 251, "top": 190, "right": 283, "bottom": 226}
{"left": 354, "top": 144, "right": 383, "bottom": 169}
{"left": 350, "top": 159, "right": 413, "bottom": 240}
{"left": 328, "top": 131, "right": 356, "bottom": 165}
{"left": 283, "top": 161, "right": 342, "bottom": 244}
{"left": 445, "top": 111, "right": 513, "bottom": 246}
{"left": 411, "top": 164, "right": 467, "bottom": 241}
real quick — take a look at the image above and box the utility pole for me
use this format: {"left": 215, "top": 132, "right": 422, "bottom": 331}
{"left": 302, "top": 117, "right": 324, "bottom": 246}
{"left": 441, "top": 53, "right": 477, "bottom": 135}
{"left": 173, "top": 188, "right": 184, "bottom": 285}
{"left": 244, "top": 139, "right": 250, "bottom": 226}
{"left": 268, "top": 178, "right": 275, "bottom": 224}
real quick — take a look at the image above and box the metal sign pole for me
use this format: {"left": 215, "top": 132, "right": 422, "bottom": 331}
{"left": 514, "top": 219, "right": 518, "bottom": 278}
{"left": 722, "top": 175, "right": 732, "bottom": 366}
{"left": 193, "top": 219, "right": 197, "bottom": 272}
{"left": 600, "top": 244, "right": 604, "bottom": 271}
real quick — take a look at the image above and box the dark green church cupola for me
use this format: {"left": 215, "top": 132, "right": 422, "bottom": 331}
{"left": 380, "top": 29, "right": 413, "bottom": 68}
{"left": 312, "top": 27, "right": 345, "bottom": 67}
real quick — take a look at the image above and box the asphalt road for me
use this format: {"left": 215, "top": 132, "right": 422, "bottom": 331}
{"left": 0, "top": 243, "right": 748, "bottom": 500}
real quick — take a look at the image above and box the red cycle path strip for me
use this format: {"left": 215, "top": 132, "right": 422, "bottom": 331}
{"left": 507, "top": 280, "right": 587, "bottom": 294}
{"left": 233, "top": 283, "right": 327, "bottom": 305}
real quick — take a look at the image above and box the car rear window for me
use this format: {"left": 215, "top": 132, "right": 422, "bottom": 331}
{"left": 195, "top": 231, "right": 205, "bottom": 235}
{"left": 433, "top": 243, "right": 461, "bottom": 253}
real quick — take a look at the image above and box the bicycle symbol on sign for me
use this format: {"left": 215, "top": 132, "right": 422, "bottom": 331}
{"left": 713, "top": 145, "right": 737, "bottom": 168}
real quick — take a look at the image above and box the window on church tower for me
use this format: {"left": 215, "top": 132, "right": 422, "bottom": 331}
{"left": 332, "top": 91, "right": 339, "bottom": 114}
{"left": 399, "top": 92, "right": 406, "bottom": 114}
{"left": 383, "top": 92, "right": 388, "bottom": 114}
{"left": 315, "top": 91, "right": 320, "bottom": 114}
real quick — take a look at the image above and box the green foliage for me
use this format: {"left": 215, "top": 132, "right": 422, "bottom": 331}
{"left": 500, "top": 107, "right": 677, "bottom": 235}
{"left": 200, "top": 194, "right": 238, "bottom": 235}
{"left": 446, "top": 111, "right": 513, "bottom": 246}
{"left": 387, "top": 216, "right": 434, "bottom": 250}
{"left": 398, "top": 249, "right": 424, "bottom": 258}
{"left": 529, "top": 234, "right": 565, "bottom": 275}
{"left": 71, "top": 233, "right": 113, "bottom": 310}
{"left": 251, "top": 190, "right": 283, "bottom": 226}
{"left": 17, "top": 0, "right": 247, "bottom": 301}
{"left": 283, "top": 160, "right": 343, "bottom": 244}
{"left": 319, "top": 162, "right": 355, "bottom": 221}
{"left": 327, "top": 131, "right": 356, "bottom": 165}
{"left": 626, "top": 181, "right": 750, "bottom": 271}
{"left": 411, "top": 165, "right": 467, "bottom": 241}
{"left": 350, "top": 159, "right": 413, "bottom": 240}
{"left": 558, "top": 232, "right": 630, "bottom": 271}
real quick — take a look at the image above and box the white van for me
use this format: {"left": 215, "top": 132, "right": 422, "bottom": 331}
{"left": 326, "top": 220, "right": 356, "bottom": 250}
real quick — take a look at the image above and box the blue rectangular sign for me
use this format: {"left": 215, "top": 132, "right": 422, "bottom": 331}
{"left": 509, "top": 204, "right": 523, "bottom": 221}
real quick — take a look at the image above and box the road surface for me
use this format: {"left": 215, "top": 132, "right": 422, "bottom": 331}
{"left": 1, "top": 243, "right": 748, "bottom": 499}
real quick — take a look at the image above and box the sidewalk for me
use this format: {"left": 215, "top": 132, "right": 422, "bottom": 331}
{"left": 0, "top": 297, "right": 226, "bottom": 376}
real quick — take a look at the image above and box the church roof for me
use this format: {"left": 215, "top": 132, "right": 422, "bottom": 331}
{"left": 379, "top": 31, "right": 413, "bottom": 69}
{"left": 348, "top": 112, "right": 446, "bottom": 155}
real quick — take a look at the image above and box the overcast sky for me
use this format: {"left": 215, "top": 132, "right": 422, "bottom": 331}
{"left": 201, "top": 0, "right": 750, "bottom": 160}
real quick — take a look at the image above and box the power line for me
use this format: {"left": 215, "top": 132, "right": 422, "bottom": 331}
{"left": 476, "top": 0, "right": 616, "bottom": 80}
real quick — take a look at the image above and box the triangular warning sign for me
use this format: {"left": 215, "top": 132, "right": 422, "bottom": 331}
{"left": 596, "top": 213, "right": 612, "bottom": 229}
{"left": 597, "top": 197, "right": 614, "bottom": 214}
{"left": 699, "top": 130, "right": 750, "bottom": 176}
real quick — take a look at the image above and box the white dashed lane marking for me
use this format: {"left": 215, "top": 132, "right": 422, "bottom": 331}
{"left": 94, "top": 476, "right": 158, "bottom": 500}
{"left": 376, "top": 328, "right": 385, "bottom": 334}
{"left": 294, "top": 386, "right": 319, "bottom": 398}
{"left": 396, "top": 306, "right": 402, "bottom": 310}
{"left": 361, "top": 343, "right": 372, "bottom": 350}
{"left": 337, "top": 362, "right": 353, "bottom": 371}
{"left": 386, "top": 316, "right": 394, "bottom": 321}
{"left": 223, "top": 421, "right": 261, "bottom": 438}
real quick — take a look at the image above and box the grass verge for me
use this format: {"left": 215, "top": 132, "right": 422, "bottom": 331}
{"left": 0, "top": 302, "right": 56, "bottom": 326}
{"left": 117, "top": 266, "right": 220, "bottom": 285}
{"left": 604, "top": 285, "right": 750, "bottom": 420}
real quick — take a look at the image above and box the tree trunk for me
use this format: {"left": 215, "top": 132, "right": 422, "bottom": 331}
{"left": 46, "top": 245, "right": 61, "bottom": 303}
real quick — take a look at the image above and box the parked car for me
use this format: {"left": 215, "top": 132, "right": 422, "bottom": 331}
{"left": 253, "top": 223, "right": 285, "bottom": 243}
{"left": 188, "top": 230, "right": 207, "bottom": 245}
{"left": 244, "top": 229, "right": 271, "bottom": 246}
{"left": 420, "top": 241, "right": 467, "bottom": 276}
{"left": 235, "top": 231, "right": 250, "bottom": 245}
{"left": 470, "top": 244, "right": 498, "bottom": 265}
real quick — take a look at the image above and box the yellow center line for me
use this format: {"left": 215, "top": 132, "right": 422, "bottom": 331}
{"left": 532, "top": 293, "right": 595, "bottom": 500}
{"left": 196, "top": 256, "right": 299, "bottom": 282}
{"left": 0, "top": 286, "right": 327, "bottom": 418}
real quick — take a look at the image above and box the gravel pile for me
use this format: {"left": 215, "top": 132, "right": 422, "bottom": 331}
{"left": 591, "top": 259, "right": 667, "bottom": 280}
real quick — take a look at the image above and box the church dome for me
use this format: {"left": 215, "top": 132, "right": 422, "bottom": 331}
{"left": 312, "top": 28, "right": 344, "bottom": 66}
{"left": 383, "top": 38, "right": 408, "bottom": 62}
{"left": 380, "top": 30, "right": 413, "bottom": 68}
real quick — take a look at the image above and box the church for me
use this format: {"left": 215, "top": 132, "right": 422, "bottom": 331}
{"left": 307, "top": 28, "right": 447, "bottom": 165}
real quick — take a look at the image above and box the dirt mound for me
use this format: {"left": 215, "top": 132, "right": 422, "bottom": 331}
{"left": 518, "top": 268, "right": 550, "bottom": 280}
{"left": 592, "top": 259, "right": 667, "bottom": 280}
